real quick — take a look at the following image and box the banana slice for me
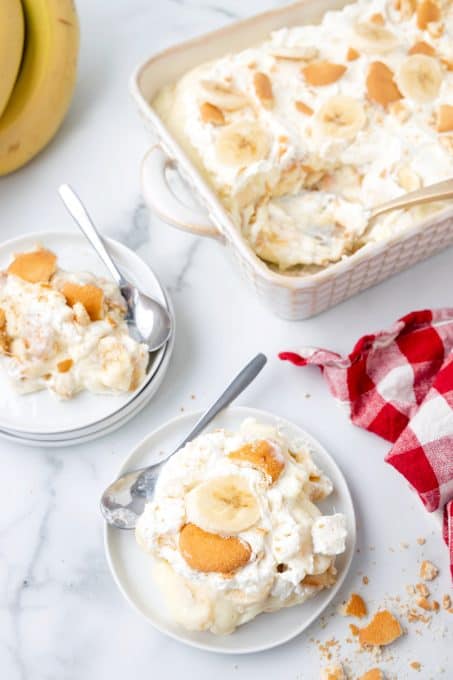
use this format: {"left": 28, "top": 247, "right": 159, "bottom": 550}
{"left": 200, "top": 80, "right": 248, "bottom": 111}
{"left": 185, "top": 475, "right": 261, "bottom": 534}
{"left": 396, "top": 54, "right": 443, "bottom": 102}
{"left": 268, "top": 45, "right": 319, "bottom": 61}
{"left": 316, "top": 95, "right": 366, "bottom": 139}
{"left": 352, "top": 21, "right": 398, "bottom": 53}
{"left": 215, "top": 121, "right": 270, "bottom": 167}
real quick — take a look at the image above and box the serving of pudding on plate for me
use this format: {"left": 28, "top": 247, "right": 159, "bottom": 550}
{"left": 0, "top": 246, "right": 148, "bottom": 400}
{"left": 135, "top": 418, "right": 347, "bottom": 635}
{"left": 154, "top": 0, "right": 453, "bottom": 274}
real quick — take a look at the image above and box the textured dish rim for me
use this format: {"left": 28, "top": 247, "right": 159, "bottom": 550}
{"left": 0, "top": 310, "right": 175, "bottom": 445}
{"left": 130, "top": 0, "right": 453, "bottom": 291}
{"left": 104, "top": 406, "right": 357, "bottom": 654}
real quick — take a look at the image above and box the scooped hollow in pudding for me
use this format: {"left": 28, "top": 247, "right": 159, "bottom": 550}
{"left": 135, "top": 418, "right": 347, "bottom": 634}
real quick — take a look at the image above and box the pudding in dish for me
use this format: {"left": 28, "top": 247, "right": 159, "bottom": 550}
{"left": 135, "top": 419, "right": 347, "bottom": 634}
{"left": 155, "top": 0, "right": 453, "bottom": 273}
{"left": 0, "top": 247, "right": 148, "bottom": 399}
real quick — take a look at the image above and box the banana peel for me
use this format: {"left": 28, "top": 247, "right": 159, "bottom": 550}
{"left": 0, "top": 0, "right": 80, "bottom": 175}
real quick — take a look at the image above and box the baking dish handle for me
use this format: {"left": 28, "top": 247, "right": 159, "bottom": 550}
{"left": 141, "top": 145, "right": 222, "bottom": 240}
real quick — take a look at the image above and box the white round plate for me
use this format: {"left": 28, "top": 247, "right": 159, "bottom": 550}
{"left": 0, "top": 323, "right": 174, "bottom": 447}
{"left": 0, "top": 232, "right": 171, "bottom": 436}
{"left": 105, "top": 406, "right": 356, "bottom": 654}
{"left": 1, "top": 292, "right": 175, "bottom": 444}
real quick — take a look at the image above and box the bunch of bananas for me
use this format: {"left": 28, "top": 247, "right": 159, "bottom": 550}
{"left": 0, "top": 0, "right": 79, "bottom": 176}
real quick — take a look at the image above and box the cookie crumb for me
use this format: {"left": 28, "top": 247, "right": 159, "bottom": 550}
{"left": 321, "top": 664, "right": 345, "bottom": 680}
{"left": 415, "top": 583, "right": 430, "bottom": 598}
{"left": 62, "top": 282, "right": 104, "bottom": 321}
{"left": 358, "top": 610, "right": 403, "bottom": 647}
{"left": 359, "top": 670, "right": 384, "bottom": 680}
{"left": 362, "top": 575, "right": 369, "bottom": 585}
{"left": 416, "top": 597, "right": 431, "bottom": 611}
{"left": 416, "top": 537, "right": 426, "bottom": 545}
{"left": 442, "top": 594, "right": 451, "bottom": 610}
{"left": 410, "top": 661, "right": 421, "bottom": 671}
{"left": 8, "top": 248, "right": 57, "bottom": 283}
{"left": 343, "top": 593, "right": 367, "bottom": 619}
{"left": 349, "top": 623, "right": 360, "bottom": 636}
{"left": 415, "top": 597, "right": 438, "bottom": 612}
{"left": 407, "top": 609, "right": 431, "bottom": 624}
{"left": 419, "top": 560, "right": 438, "bottom": 581}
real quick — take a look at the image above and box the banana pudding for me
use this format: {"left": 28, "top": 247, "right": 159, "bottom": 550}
{"left": 155, "top": 0, "right": 453, "bottom": 273}
{"left": 135, "top": 419, "right": 347, "bottom": 635}
{"left": 0, "top": 247, "right": 148, "bottom": 399}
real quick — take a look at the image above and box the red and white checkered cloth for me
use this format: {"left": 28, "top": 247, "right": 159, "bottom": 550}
{"left": 279, "top": 309, "right": 453, "bottom": 580}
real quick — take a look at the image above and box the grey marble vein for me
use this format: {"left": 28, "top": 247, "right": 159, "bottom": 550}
{"left": 7, "top": 455, "right": 63, "bottom": 680}
{"left": 122, "top": 201, "right": 150, "bottom": 251}
{"left": 169, "top": 0, "right": 240, "bottom": 19}
{"left": 111, "top": 199, "right": 150, "bottom": 252}
{"left": 169, "top": 240, "right": 201, "bottom": 293}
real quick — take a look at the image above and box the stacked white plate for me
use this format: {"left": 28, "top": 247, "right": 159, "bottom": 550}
{"left": 0, "top": 232, "right": 174, "bottom": 447}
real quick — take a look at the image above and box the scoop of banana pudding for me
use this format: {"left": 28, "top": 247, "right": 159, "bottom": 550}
{"left": 135, "top": 419, "right": 347, "bottom": 635}
{"left": 0, "top": 247, "right": 148, "bottom": 399}
{"left": 155, "top": 0, "right": 453, "bottom": 273}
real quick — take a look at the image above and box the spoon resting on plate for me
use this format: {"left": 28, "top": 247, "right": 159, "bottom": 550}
{"left": 100, "top": 353, "right": 267, "bottom": 529}
{"left": 58, "top": 184, "right": 172, "bottom": 352}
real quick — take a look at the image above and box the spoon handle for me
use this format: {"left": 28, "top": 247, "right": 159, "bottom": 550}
{"left": 58, "top": 184, "right": 126, "bottom": 287}
{"left": 370, "top": 177, "right": 453, "bottom": 220}
{"left": 174, "top": 353, "right": 267, "bottom": 452}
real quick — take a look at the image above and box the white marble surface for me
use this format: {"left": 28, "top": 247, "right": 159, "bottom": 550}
{"left": 0, "top": 1, "right": 452, "bottom": 678}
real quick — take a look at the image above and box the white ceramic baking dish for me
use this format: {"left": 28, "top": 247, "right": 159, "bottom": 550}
{"left": 131, "top": 0, "right": 453, "bottom": 320}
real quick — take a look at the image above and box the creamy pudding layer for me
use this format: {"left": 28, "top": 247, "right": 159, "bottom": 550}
{"left": 136, "top": 419, "right": 347, "bottom": 635}
{"left": 155, "top": 0, "right": 453, "bottom": 272}
{"left": 0, "top": 248, "right": 148, "bottom": 399}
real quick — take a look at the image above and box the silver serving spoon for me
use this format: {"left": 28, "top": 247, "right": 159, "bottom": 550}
{"left": 101, "top": 352, "right": 267, "bottom": 529}
{"left": 363, "top": 177, "right": 453, "bottom": 235}
{"left": 58, "top": 184, "right": 172, "bottom": 352}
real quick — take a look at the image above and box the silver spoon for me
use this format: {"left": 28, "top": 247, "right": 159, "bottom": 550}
{"left": 58, "top": 184, "right": 172, "bottom": 352}
{"left": 101, "top": 352, "right": 267, "bottom": 529}
{"left": 363, "top": 177, "right": 453, "bottom": 236}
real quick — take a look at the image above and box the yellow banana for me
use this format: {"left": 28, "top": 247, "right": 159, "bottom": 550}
{"left": 0, "top": 0, "right": 24, "bottom": 117}
{"left": 0, "top": 0, "right": 80, "bottom": 175}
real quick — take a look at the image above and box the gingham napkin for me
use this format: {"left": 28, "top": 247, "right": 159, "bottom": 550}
{"left": 280, "top": 309, "right": 453, "bottom": 580}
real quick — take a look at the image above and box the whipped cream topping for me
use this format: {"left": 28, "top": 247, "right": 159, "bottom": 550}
{"left": 312, "top": 514, "right": 348, "bottom": 556}
{"left": 155, "top": 0, "right": 453, "bottom": 271}
{"left": 136, "top": 419, "right": 347, "bottom": 634}
{"left": 0, "top": 252, "right": 148, "bottom": 399}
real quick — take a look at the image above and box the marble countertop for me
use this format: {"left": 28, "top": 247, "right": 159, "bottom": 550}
{"left": 0, "top": 1, "right": 451, "bottom": 678}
